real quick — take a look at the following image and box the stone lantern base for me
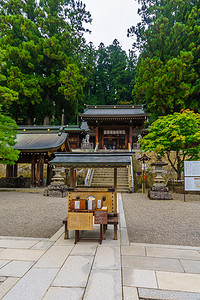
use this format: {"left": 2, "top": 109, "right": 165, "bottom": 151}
{"left": 148, "top": 185, "right": 173, "bottom": 200}
{"left": 44, "top": 183, "right": 67, "bottom": 198}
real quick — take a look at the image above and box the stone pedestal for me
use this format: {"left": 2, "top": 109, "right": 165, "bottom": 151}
{"left": 148, "top": 185, "right": 173, "bottom": 200}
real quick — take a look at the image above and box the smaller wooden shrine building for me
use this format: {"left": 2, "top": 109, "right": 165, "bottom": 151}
{"left": 8, "top": 126, "right": 71, "bottom": 187}
{"left": 79, "top": 105, "right": 147, "bottom": 149}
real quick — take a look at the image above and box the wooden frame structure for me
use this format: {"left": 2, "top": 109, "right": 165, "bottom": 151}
{"left": 9, "top": 126, "right": 71, "bottom": 187}
{"left": 50, "top": 152, "right": 132, "bottom": 243}
{"left": 79, "top": 105, "right": 147, "bottom": 149}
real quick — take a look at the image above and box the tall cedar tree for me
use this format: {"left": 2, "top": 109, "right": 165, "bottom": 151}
{"left": 0, "top": 0, "right": 91, "bottom": 125}
{"left": 128, "top": 0, "right": 200, "bottom": 121}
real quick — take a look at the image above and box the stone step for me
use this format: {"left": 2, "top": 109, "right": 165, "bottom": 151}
{"left": 92, "top": 180, "right": 129, "bottom": 185}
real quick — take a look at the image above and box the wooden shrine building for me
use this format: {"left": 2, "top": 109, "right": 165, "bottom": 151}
{"left": 8, "top": 126, "right": 71, "bottom": 187}
{"left": 79, "top": 105, "right": 147, "bottom": 150}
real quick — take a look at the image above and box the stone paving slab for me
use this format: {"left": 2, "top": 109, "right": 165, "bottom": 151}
{"left": 43, "top": 287, "right": 84, "bottom": 300}
{"left": 83, "top": 269, "right": 122, "bottom": 300}
{"left": 70, "top": 242, "right": 97, "bottom": 256}
{"left": 122, "top": 255, "right": 184, "bottom": 272}
{"left": 53, "top": 234, "right": 75, "bottom": 246}
{"left": 3, "top": 268, "right": 58, "bottom": 300}
{"left": 0, "top": 260, "right": 34, "bottom": 277}
{"left": 131, "top": 242, "right": 200, "bottom": 251}
{"left": 0, "top": 277, "right": 19, "bottom": 299}
{"left": 0, "top": 260, "right": 10, "bottom": 269}
{"left": 52, "top": 255, "right": 93, "bottom": 288}
{"left": 31, "top": 241, "right": 53, "bottom": 250}
{"left": 0, "top": 249, "right": 45, "bottom": 261}
{"left": 156, "top": 271, "right": 200, "bottom": 293}
{"left": 180, "top": 259, "right": 200, "bottom": 274}
{"left": 121, "top": 227, "right": 129, "bottom": 246}
{"left": 123, "top": 268, "right": 157, "bottom": 289}
{"left": 0, "top": 239, "right": 38, "bottom": 249}
{"left": 123, "top": 286, "right": 139, "bottom": 300}
{"left": 34, "top": 245, "right": 73, "bottom": 268}
{"left": 93, "top": 246, "right": 121, "bottom": 270}
{"left": 121, "top": 245, "right": 146, "bottom": 256}
{"left": 146, "top": 246, "right": 200, "bottom": 260}
{"left": 138, "top": 287, "right": 200, "bottom": 300}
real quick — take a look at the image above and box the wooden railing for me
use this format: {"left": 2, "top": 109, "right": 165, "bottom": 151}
{"left": 85, "top": 143, "right": 99, "bottom": 187}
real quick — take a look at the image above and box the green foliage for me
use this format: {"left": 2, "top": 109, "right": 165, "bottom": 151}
{"left": 59, "top": 63, "right": 86, "bottom": 115}
{"left": 0, "top": 0, "right": 91, "bottom": 124}
{"left": 84, "top": 40, "right": 136, "bottom": 106}
{"left": 0, "top": 105, "right": 20, "bottom": 164}
{"left": 140, "top": 110, "right": 200, "bottom": 179}
{"left": 130, "top": 0, "right": 200, "bottom": 120}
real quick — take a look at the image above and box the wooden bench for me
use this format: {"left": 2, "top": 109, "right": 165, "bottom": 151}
{"left": 63, "top": 213, "right": 119, "bottom": 243}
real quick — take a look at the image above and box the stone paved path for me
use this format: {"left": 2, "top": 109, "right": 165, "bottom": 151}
{"left": 0, "top": 194, "right": 200, "bottom": 299}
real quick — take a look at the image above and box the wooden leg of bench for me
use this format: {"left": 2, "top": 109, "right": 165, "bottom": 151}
{"left": 103, "top": 224, "right": 106, "bottom": 240}
{"left": 75, "top": 230, "right": 79, "bottom": 244}
{"left": 99, "top": 225, "right": 102, "bottom": 244}
{"left": 114, "top": 224, "right": 118, "bottom": 240}
{"left": 64, "top": 221, "right": 68, "bottom": 239}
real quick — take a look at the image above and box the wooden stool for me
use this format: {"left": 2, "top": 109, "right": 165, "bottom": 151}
{"left": 103, "top": 214, "right": 119, "bottom": 240}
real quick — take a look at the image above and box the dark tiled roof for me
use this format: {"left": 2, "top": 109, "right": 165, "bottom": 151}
{"left": 50, "top": 152, "right": 132, "bottom": 167}
{"left": 80, "top": 105, "right": 146, "bottom": 117}
{"left": 14, "top": 132, "right": 68, "bottom": 152}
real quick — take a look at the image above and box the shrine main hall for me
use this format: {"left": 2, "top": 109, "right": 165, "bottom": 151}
{"left": 79, "top": 105, "right": 147, "bottom": 150}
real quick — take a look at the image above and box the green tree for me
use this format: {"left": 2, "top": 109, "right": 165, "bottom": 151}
{"left": 129, "top": 0, "right": 200, "bottom": 120}
{"left": 0, "top": 0, "right": 91, "bottom": 124}
{"left": 0, "top": 105, "right": 20, "bottom": 164}
{"left": 139, "top": 110, "right": 200, "bottom": 179}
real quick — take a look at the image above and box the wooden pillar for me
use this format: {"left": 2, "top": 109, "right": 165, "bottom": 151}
{"left": 31, "top": 156, "right": 35, "bottom": 186}
{"left": 129, "top": 125, "right": 133, "bottom": 148}
{"left": 40, "top": 155, "right": 44, "bottom": 186}
{"left": 125, "top": 131, "right": 128, "bottom": 149}
{"left": 6, "top": 165, "right": 10, "bottom": 178}
{"left": 96, "top": 126, "right": 99, "bottom": 145}
{"left": 70, "top": 167, "right": 74, "bottom": 188}
{"left": 14, "top": 164, "right": 18, "bottom": 177}
{"left": 6, "top": 165, "right": 13, "bottom": 178}
{"left": 114, "top": 167, "right": 117, "bottom": 214}
{"left": 36, "top": 155, "right": 41, "bottom": 187}
{"left": 47, "top": 163, "right": 53, "bottom": 185}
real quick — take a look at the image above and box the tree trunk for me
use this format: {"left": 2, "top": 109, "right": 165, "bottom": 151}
{"left": 43, "top": 89, "right": 50, "bottom": 125}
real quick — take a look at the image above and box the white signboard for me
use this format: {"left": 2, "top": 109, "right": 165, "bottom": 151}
{"left": 185, "top": 177, "right": 200, "bottom": 191}
{"left": 184, "top": 161, "right": 200, "bottom": 177}
{"left": 184, "top": 161, "right": 200, "bottom": 191}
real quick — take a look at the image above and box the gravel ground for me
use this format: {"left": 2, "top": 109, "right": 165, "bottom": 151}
{"left": 0, "top": 191, "right": 67, "bottom": 238}
{"left": 122, "top": 193, "right": 200, "bottom": 246}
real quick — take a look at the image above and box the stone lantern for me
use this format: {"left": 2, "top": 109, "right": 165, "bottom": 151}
{"left": 148, "top": 155, "right": 172, "bottom": 200}
{"left": 44, "top": 166, "right": 68, "bottom": 197}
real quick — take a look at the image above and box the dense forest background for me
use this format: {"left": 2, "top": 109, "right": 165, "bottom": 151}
{"left": 0, "top": 0, "right": 199, "bottom": 125}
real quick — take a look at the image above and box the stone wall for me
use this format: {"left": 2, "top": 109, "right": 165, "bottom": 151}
{"left": 0, "top": 177, "right": 30, "bottom": 188}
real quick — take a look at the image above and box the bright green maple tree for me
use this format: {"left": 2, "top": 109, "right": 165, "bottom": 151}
{"left": 139, "top": 110, "right": 200, "bottom": 180}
